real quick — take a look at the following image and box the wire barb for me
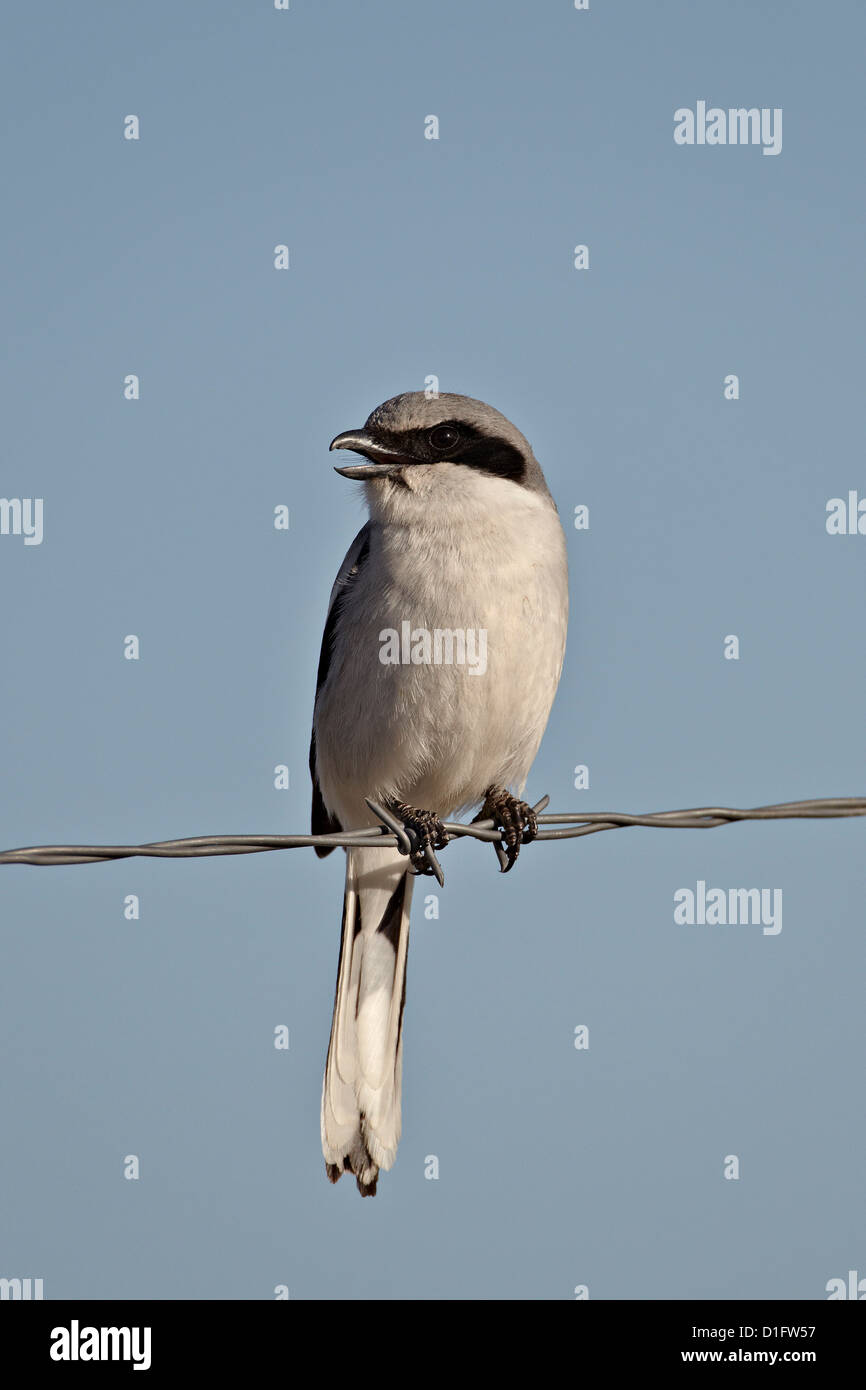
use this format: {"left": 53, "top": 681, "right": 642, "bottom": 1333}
{"left": 365, "top": 798, "right": 447, "bottom": 885}
{"left": 364, "top": 799, "right": 413, "bottom": 855}
{"left": 0, "top": 796, "right": 863, "bottom": 868}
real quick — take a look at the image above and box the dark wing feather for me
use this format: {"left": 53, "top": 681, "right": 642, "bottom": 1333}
{"left": 310, "top": 524, "right": 372, "bottom": 856}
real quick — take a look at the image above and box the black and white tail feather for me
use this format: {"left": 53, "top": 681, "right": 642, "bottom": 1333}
{"left": 320, "top": 847, "right": 412, "bottom": 1196}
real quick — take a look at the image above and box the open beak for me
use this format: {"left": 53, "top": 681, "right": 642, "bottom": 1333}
{"left": 329, "top": 430, "right": 409, "bottom": 479}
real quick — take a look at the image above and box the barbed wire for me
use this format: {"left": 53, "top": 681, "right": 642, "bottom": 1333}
{"left": 0, "top": 797, "right": 863, "bottom": 876}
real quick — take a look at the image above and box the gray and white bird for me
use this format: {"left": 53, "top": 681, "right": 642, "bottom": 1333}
{"left": 310, "top": 391, "right": 568, "bottom": 1195}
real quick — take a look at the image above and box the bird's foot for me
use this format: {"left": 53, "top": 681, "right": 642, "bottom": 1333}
{"left": 387, "top": 801, "right": 448, "bottom": 885}
{"left": 474, "top": 787, "right": 538, "bottom": 873}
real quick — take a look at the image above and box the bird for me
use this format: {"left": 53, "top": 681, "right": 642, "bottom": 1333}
{"left": 310, "top": 391, "right": 569, "bottom": 1195}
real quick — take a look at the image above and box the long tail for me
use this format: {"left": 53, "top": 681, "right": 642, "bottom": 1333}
{"left": 321, "top": 846, "right": 414, "bottom": 1196}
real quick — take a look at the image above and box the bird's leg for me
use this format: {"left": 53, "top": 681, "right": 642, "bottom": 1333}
{"left": 473, "top": 787, "right": 538, "bottom": 873}
{"left": 386, "top": 800, "right": 449, "bottom": 884}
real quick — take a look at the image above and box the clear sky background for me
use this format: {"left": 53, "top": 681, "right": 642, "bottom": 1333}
{"left": 0, "top": 0, "right": 863, "bottom": 1300}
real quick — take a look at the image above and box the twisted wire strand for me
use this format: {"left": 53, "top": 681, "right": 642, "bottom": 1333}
{"left": 1, "top": 797, "right": 863, "bottom": 867}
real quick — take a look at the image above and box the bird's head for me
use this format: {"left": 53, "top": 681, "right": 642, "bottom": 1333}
{"left": 329, "top": 392, "right": 551, "bottom": 508}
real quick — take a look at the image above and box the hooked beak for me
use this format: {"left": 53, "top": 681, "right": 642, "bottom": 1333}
{"left": 329, "top": 430, "right": 409, "bottom": 479}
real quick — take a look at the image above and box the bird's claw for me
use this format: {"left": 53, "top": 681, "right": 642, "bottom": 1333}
{"left": 386, "top": 802, "right": 448, "bottom": 886}
{"left": 475, "top": 789, "right": 539, "bottom": 873}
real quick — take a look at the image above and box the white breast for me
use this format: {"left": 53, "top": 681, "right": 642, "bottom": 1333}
{"left": 315, "top": 465, "right": 569, "bottom": 829}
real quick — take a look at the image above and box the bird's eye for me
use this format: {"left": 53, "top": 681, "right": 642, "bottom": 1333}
{"left": 429, "top": 426, "right": 459, "bottom": 451}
